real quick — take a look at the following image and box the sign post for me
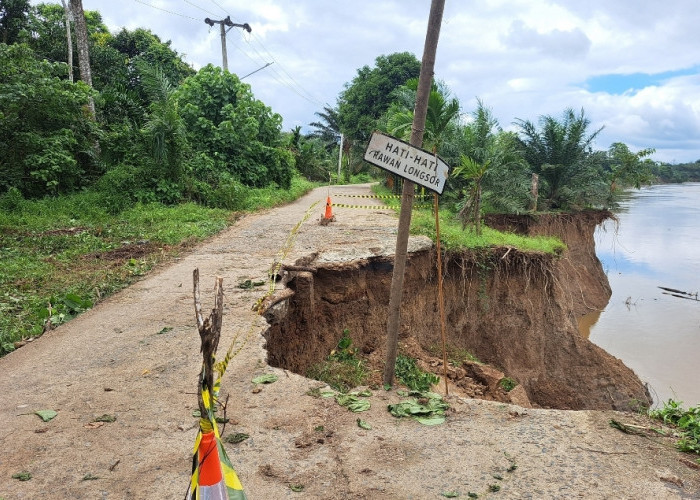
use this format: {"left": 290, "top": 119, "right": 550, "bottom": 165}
{"left": 380, "top": 0, "right": 446, "bottom": 387}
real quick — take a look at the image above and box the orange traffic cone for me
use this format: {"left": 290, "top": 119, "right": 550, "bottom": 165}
{"left": 320, "top": 196, "right": 335, "bottom": 225}
{"left": 324, "top": 196, "right": 333, "bottom": 219}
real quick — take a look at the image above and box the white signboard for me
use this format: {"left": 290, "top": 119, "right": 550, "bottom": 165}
{"left": 363, "top": 131, "right": 450, "bottom": 195}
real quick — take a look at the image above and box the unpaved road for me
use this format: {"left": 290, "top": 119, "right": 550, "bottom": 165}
{"left": 1, "top": 184, "right": 699, "bottom": 499}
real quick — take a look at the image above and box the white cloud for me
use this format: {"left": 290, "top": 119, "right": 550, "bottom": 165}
{"left": 31, "top": 0, "right": 700, "bottom": 162}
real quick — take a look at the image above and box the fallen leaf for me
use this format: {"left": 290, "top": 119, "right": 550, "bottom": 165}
{"left": 356, "top": 418, "right": 372, "bottom": 430}
{"left": 35, "top": 409, "right": 57, "bottom": 422}
{"left": 93, "top": 414, "right": 116, "bottom": 423}
{"left": 252, "top": 374, "right": 278, "bottom": 384}
{"left": 84, "top": 422, "right": 104, "bottom": 429}
{"left": 224, "top": 432, "right": 250, "bottom": 444}
{"left": 82, "top": 473, "right": 99, "bottom": 481}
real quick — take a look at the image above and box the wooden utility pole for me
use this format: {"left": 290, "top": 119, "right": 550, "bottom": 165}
{"left": 60, "top": 0, "right": 73, "bottom": 83}
{"left": 204, "top": 16, "right": 251, "bottom": 72}
{"left": 69, "top": 0, "right": 94, "bottom": 116}
{"left": 383, "top": 0, "right": 446, "bottom": 386}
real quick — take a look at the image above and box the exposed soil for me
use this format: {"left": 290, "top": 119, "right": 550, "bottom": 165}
{"left": 1, "top": 184, "right": 698, "bottom": 499}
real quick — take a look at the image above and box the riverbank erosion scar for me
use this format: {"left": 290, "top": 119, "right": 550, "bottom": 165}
{"left": 263, "top": 211, "right": 651, "bottom": 411}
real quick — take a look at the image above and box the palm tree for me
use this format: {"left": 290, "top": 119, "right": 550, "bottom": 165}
{"left": 309, "top": 106, "right": 341, "bottom": 149}
{"left": 138, "top": 61, "right": 187, "bottom": 184}
{"left": 515, "top": 108, "right": 603, "bottom": 210}
{"left": 454, "top": 100, "right": 527, "bottom": 232}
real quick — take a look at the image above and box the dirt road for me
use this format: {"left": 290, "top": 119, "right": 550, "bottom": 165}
{"left": 1, "top": 184, "right": 698, "bottom": 499}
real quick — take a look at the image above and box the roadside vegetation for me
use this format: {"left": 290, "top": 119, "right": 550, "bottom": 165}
{"left": 650, "top": 400, "right": 700, "bottom": 458}
{"left": 0, "top": 2, "right": 686, "bottom": 356}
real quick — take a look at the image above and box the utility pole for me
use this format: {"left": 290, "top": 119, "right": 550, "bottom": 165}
{"left": 204, "top": 16, "right": 251, "bottom": 72}
{"left": 382, "top": 0, "right": 446, "bottom": 387}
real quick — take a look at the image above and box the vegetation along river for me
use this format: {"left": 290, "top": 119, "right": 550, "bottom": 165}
{"left": 579, "top": 183, "right": 700, "bottom": 407}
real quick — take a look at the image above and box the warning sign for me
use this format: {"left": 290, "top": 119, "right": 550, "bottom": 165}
{"left": 364, "top": 131, "right": 450, "bottom": 195}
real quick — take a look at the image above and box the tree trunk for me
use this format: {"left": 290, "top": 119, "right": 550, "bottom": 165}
{"left": 69, "top": 0, "right": 94, "bottom": 116}
{"left": 60, "top": 0, "right": 73, "bottom": 83}
{"left": 530, "top": 172, "right": 539, "bottom": 211}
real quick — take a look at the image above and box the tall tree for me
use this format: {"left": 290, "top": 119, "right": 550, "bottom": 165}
{"left": 69, "top": 0, "right": 94, "bottom": 115}
{"left": 337, "top": 52, "right": 421, "bottom": 144}
{"left": 308, "top": 105, "right": 341, "bottom": 149}
{"left": 0, "top": 0, "right": 30, "bottom": 44}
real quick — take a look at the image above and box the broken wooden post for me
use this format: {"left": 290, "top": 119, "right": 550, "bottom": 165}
{"left": 193, "top": 268, "right": 224, "bottom": 417}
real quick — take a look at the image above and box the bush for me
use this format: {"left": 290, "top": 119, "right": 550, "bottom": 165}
{"left": 95, "top": 164, "right": 141, "bottom": 214}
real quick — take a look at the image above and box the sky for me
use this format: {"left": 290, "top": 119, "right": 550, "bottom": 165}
{"left": 39, "top": 0, "right": 700, "bottom": 163}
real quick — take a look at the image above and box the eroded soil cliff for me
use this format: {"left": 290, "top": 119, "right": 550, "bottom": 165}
{"left": 265, "top": 210, "right": 651, "bottom": 410}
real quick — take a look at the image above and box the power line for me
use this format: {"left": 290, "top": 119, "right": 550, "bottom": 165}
{"left": 132, "top": 0, "right": 199, "bottom": 21}
{"left": 248, "top": 32, "right": 324, "bottom": 105}
{"left": 182, "top": 0, "right": 218, "bottom": 17}
{"left": 235, "top": 31, "right": 324, "bottom": 106}
{"left": 207, "top": 0, "right": 229, "bottom": 16}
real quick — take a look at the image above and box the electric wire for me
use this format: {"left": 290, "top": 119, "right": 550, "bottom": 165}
{"left": 182, "top": 0, "right": 219, "bottom": 17}
{"left": 207, "top": 0, "right": 229, "bottom": 16}
{"left": 131, "top": 0, "right": 327, "bottom": 111}
{"left": 247, "top": 31, "right": 324, "bottom": 105}
{"left": 132, "top": 0, "right": 198, "bottom": 21}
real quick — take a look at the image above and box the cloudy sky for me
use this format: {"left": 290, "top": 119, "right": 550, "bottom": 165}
{"left": 44, "top": 0, "right": 700, "bottom": 163}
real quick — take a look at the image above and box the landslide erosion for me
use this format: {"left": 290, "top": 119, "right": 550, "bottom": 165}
{"left": 6, "top": 184, "right": 697, "bottom": 500}
{"left": 266, "top": 210, "right": 651, "bottom": 411}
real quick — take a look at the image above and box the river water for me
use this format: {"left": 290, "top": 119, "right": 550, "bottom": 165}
{"left": 579, "top": 183, "right": 700, "bottom": 407}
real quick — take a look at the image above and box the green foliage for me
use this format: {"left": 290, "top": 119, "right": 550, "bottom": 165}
{"left": 176, "top": 65, "right": 292, "bottom": 190}
{"left": 387, "top": 390, "right": 449, "bottom": 425}
{"left": 395, "top": 354, "right": 439, "bottom": 392}
{"left": 338, "top": 52, "right": 421, "bottom": 143}
{"left": 649, "top": 400, "right": 700, "bottom": 455}
{"left": 650, "top": 160, "right": 700, "bottom": 183}
{"left": 306, "top": 329, "right": 368, "bottom": 393}
{"left": 606, "top": 142, "right": 655, "bottom": 196}
{"left": 515, "top": 108, "right": 607, "bottom": 210}
{"left": 1, "top": 0, "right": 30, "bottom": 45}
{"left": 0, "top": 43, "right": 99, "bottom": 197}
{"left": 499, "top": 377, "right": 517, "bottom": 392}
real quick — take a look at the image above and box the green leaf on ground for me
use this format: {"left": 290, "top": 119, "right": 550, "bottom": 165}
{"left": 356, "top": 418, "right": 372, "bottom": 430}
{"left": 35, "top": 409, "right": 57, "bottom": 422}
{"left": 12, "top": 471, "right": 32, "bottom": 481}
{"left": 441, "top": 492, "right": 460, "bottom": 498}
{"left": 387, "top": 391, "right": 449, "bottom": 425}
{"left": 252, "top": 374, "right": 278, "bottom": 384}
{"left": 82, "top": 473, "right": 99, "bottom": 481}
{"left": 156, "top": 326, "right": 173, "bottom": 334}
{"left": 93, "top": 414, "right": 117, "bottom": 423}
{"left": 224, "top": 432, "right": 249, "bottom": 444}
{"left": 335, "top": 393, "right": 370, "bottom": 413}
{"left": 289, "top": 484, "right": 304, "bottom": 492}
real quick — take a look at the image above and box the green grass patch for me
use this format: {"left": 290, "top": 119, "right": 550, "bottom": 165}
{"left": 0, "top": 178, "right": 316, "bottom": 356}
{"left": 306, "top": 329, "right": 368, "bottom": 393}
{"left": 372, "top": 185, "right": 566, "bottom": 255}
{"left": 649, "top": 399, "right": 700, "bottom": 456}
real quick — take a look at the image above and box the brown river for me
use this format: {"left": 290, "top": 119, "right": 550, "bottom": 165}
{"left": 579, "top": 183, "right": 700, "bottom": 407}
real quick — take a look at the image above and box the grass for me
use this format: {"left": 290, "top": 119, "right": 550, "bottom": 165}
{"left": 306, "top": 329, "right": 368, "bottom": 393}
{"left": 649, "top": 399, "right": 700, "bottom": 457}
{"left": 372, "top": 185, "right": 566, "bottom": 255}
{"left": 0, "top": 176, "right": 316, "bottom": 355}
